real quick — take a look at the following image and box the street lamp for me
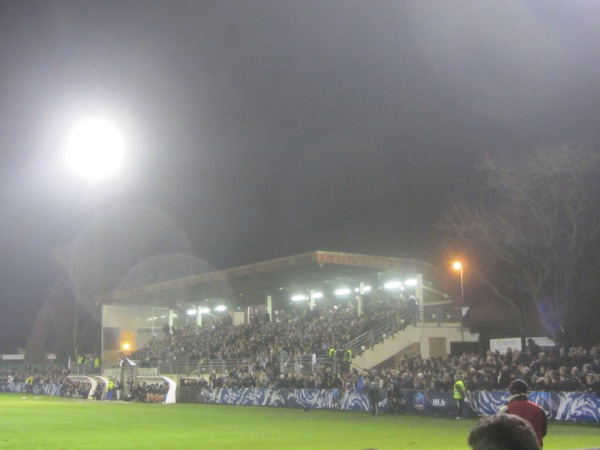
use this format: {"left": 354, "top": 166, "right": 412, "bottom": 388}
{"left": 453, "top": 261, "right": 464, "bottom": 300}
{"left": 65, "top": 117, "right": 125, "bottom": 364}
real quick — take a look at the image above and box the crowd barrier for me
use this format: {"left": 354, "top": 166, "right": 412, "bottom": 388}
{"left": 2, "top": 382, "right": 599, "bottom": 423}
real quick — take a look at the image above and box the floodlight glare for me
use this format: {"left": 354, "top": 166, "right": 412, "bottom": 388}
{"left": 291, "top": 294, "right": 307, "bottom": 302}
{"left": 186, "top": 309, "right": 197, "bottom": 316}
{"left": 65, "top": 118, "right": 125, "bottom": 181}
{"left": 334, "top": 288, "right": 351, "bottom": 296}
{"left": 313, "top": 292, "right": 323, "bottom": 299}
{"left": 199, "top": 307, "right": 210, "bottom": 314}
{"left": 214, "top": 305, "right": 227, "bottom": 312}
{"left": 384, "top": 281, "right": 402, "bottom": 290}
{"left": 405, "top": 278, "right": 417, "bottom": 286}
{"left": 355, "top": 285, "right": 372, "bottom": 293}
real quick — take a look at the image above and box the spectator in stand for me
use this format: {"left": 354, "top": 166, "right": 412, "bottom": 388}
{"left": 583, "top": 373, "right": 599, "bottom": 394}
{"left": 497, "top": 365, "right": 512, "bottom": 390}
{"left": 556, "top": 372, "right": 574, "bottom": 392}
{"left": 408, "top": 294, "right": 419, "bottom": 324}
{"left": 590, "top": 347, "right": 600, "bottom": 373}
{"left": 557, "top": 347, "right": 572, "bottom": 368}
{"left": 575, "top": 347, "right": 592, "bottom": 369}
{"left": 570, "top": 367, "right": 582, "bottom": 391}
{"left": 504, "top": 347, "right": 514, "bottom": 367}
{"left": 527, "top": 339, "right": 541, "bottom": 360}
{"left": 530, "top": 352, "right": 547, "bottom": 374}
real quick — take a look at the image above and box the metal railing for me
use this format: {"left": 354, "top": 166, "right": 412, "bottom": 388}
{"left": 68, "top": 364, "right": 100, "bottom": 376}
{"left": 340, "top": 310, "right": 413, "bottom": 356}
{"left": 422, "top": 305, "right": 463, "bottom": 323}
{"left": 145, "top": 356, "right": 332, "bottom": 376}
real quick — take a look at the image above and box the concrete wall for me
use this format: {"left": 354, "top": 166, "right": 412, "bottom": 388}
{"left": 353, "top": 323, "right": 478, "bottom": 369}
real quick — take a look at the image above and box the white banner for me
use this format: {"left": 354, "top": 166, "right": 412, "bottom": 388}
{"left": 489, "top": 337, "right": 522, "bottom": 353}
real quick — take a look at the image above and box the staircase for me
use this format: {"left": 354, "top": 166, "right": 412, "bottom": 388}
{"left": 342, "top": 309, "right": 478, "bottom": 370}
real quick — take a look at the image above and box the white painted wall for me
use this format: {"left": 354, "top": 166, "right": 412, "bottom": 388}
{"left": 353, "top": 323, "right": 478, "bottom": 369}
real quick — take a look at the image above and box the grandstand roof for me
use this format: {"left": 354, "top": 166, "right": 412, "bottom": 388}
{"left": 102, "top": 251, "right": 460, "bottom": 310}
{"left": 103, "top": 251, "right": 458, "bottom": 308}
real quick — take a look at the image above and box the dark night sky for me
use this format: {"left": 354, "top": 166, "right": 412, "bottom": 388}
{"left": 1, "top": 1, "right": 600, "bottom": 352}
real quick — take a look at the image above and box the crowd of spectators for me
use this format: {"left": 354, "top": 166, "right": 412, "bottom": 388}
{"left": 178, "top": 345, "right": 600, "bottom": 397}
{"left": 0, "top": 366, "right": 171, "bottom": 402}
{"left": 0, "top": 365, "right": 87, "bottom": 398}
{"left": 128, "top": 296, "right": 600, "bottom": 396}
{"left": 131, "top": 297, "right": 409, "bottom": 364}
{"left": 1, "top": 346, "right": 599, "bottom": 401}
{"left": 2, "top": 296, "right": 600, "bottom": 399}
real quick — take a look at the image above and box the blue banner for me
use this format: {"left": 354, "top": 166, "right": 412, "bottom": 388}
{"left": 3, "top": 382, "right": 599, "bottom": 423}
{"left": 187, "top": 386, "right": 600, "bottom": 422}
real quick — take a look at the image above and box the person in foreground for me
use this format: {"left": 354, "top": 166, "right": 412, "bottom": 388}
{"left": 468, "top": 413, "right": 541, "bottom": 450}
{"left": 498, "top": 379, "right": 547, "bottom": 447}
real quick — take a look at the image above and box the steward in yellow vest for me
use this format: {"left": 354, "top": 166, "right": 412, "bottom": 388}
{"left": 344, "top": 349, "right": 352, "bottom": 362}
{"left": 328, "top": 347, "right": 336, "bottom": 360}
{"left": 25, "top": 375, "right": 34, "bottom": 394}
{"left": 453, "top": 375, "right": 466, "bottom": 419}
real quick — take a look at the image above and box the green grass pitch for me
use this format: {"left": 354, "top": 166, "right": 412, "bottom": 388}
{"left": 1, "top": 393, "right": 598, "bottom": 449}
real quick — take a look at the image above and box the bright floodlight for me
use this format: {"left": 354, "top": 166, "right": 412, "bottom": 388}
{"left": 65, "top": 118, "right": 125, "bottom": 181}
{"left": 405, "top": 278, "right": 417, "bottom": 286}
{"left": 334, "top": 288, "right": 351, "bottom": 296}
{"left": 453, "top": 261, "right": 462, "bottom": 271}
{"left": 384, "top": 281, "right": 402, "bottom": 290}
{"left": 214, "top": 305, "right": 227, "bottom": 312}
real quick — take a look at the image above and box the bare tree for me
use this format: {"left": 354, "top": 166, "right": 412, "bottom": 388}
{"left": 439, "top": 143, "right": 600, "bottom": 343}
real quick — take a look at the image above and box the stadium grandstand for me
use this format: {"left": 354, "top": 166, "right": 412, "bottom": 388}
{"left": 95, "top": 251, "right": 476, "bottom": 373}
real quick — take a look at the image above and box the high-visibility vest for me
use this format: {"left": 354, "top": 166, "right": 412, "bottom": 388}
{"left": 454, "top": 380, "right": 465, "bottom": 399}
{"left": 328, "top": 348, "right": 336, "bottom": 359}
{"left": 94, "top": 358, "right": 100, "bottom": 368}
{"left": 344, "top": 349, "right": 352, "bottom": 361}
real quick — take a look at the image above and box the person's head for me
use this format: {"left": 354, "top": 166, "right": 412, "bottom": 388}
{"left": 510, "top": 379, "right": 529, "bottom": 395}
{"left": 468, "top": 414, "right": 541, "bottom": 450}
